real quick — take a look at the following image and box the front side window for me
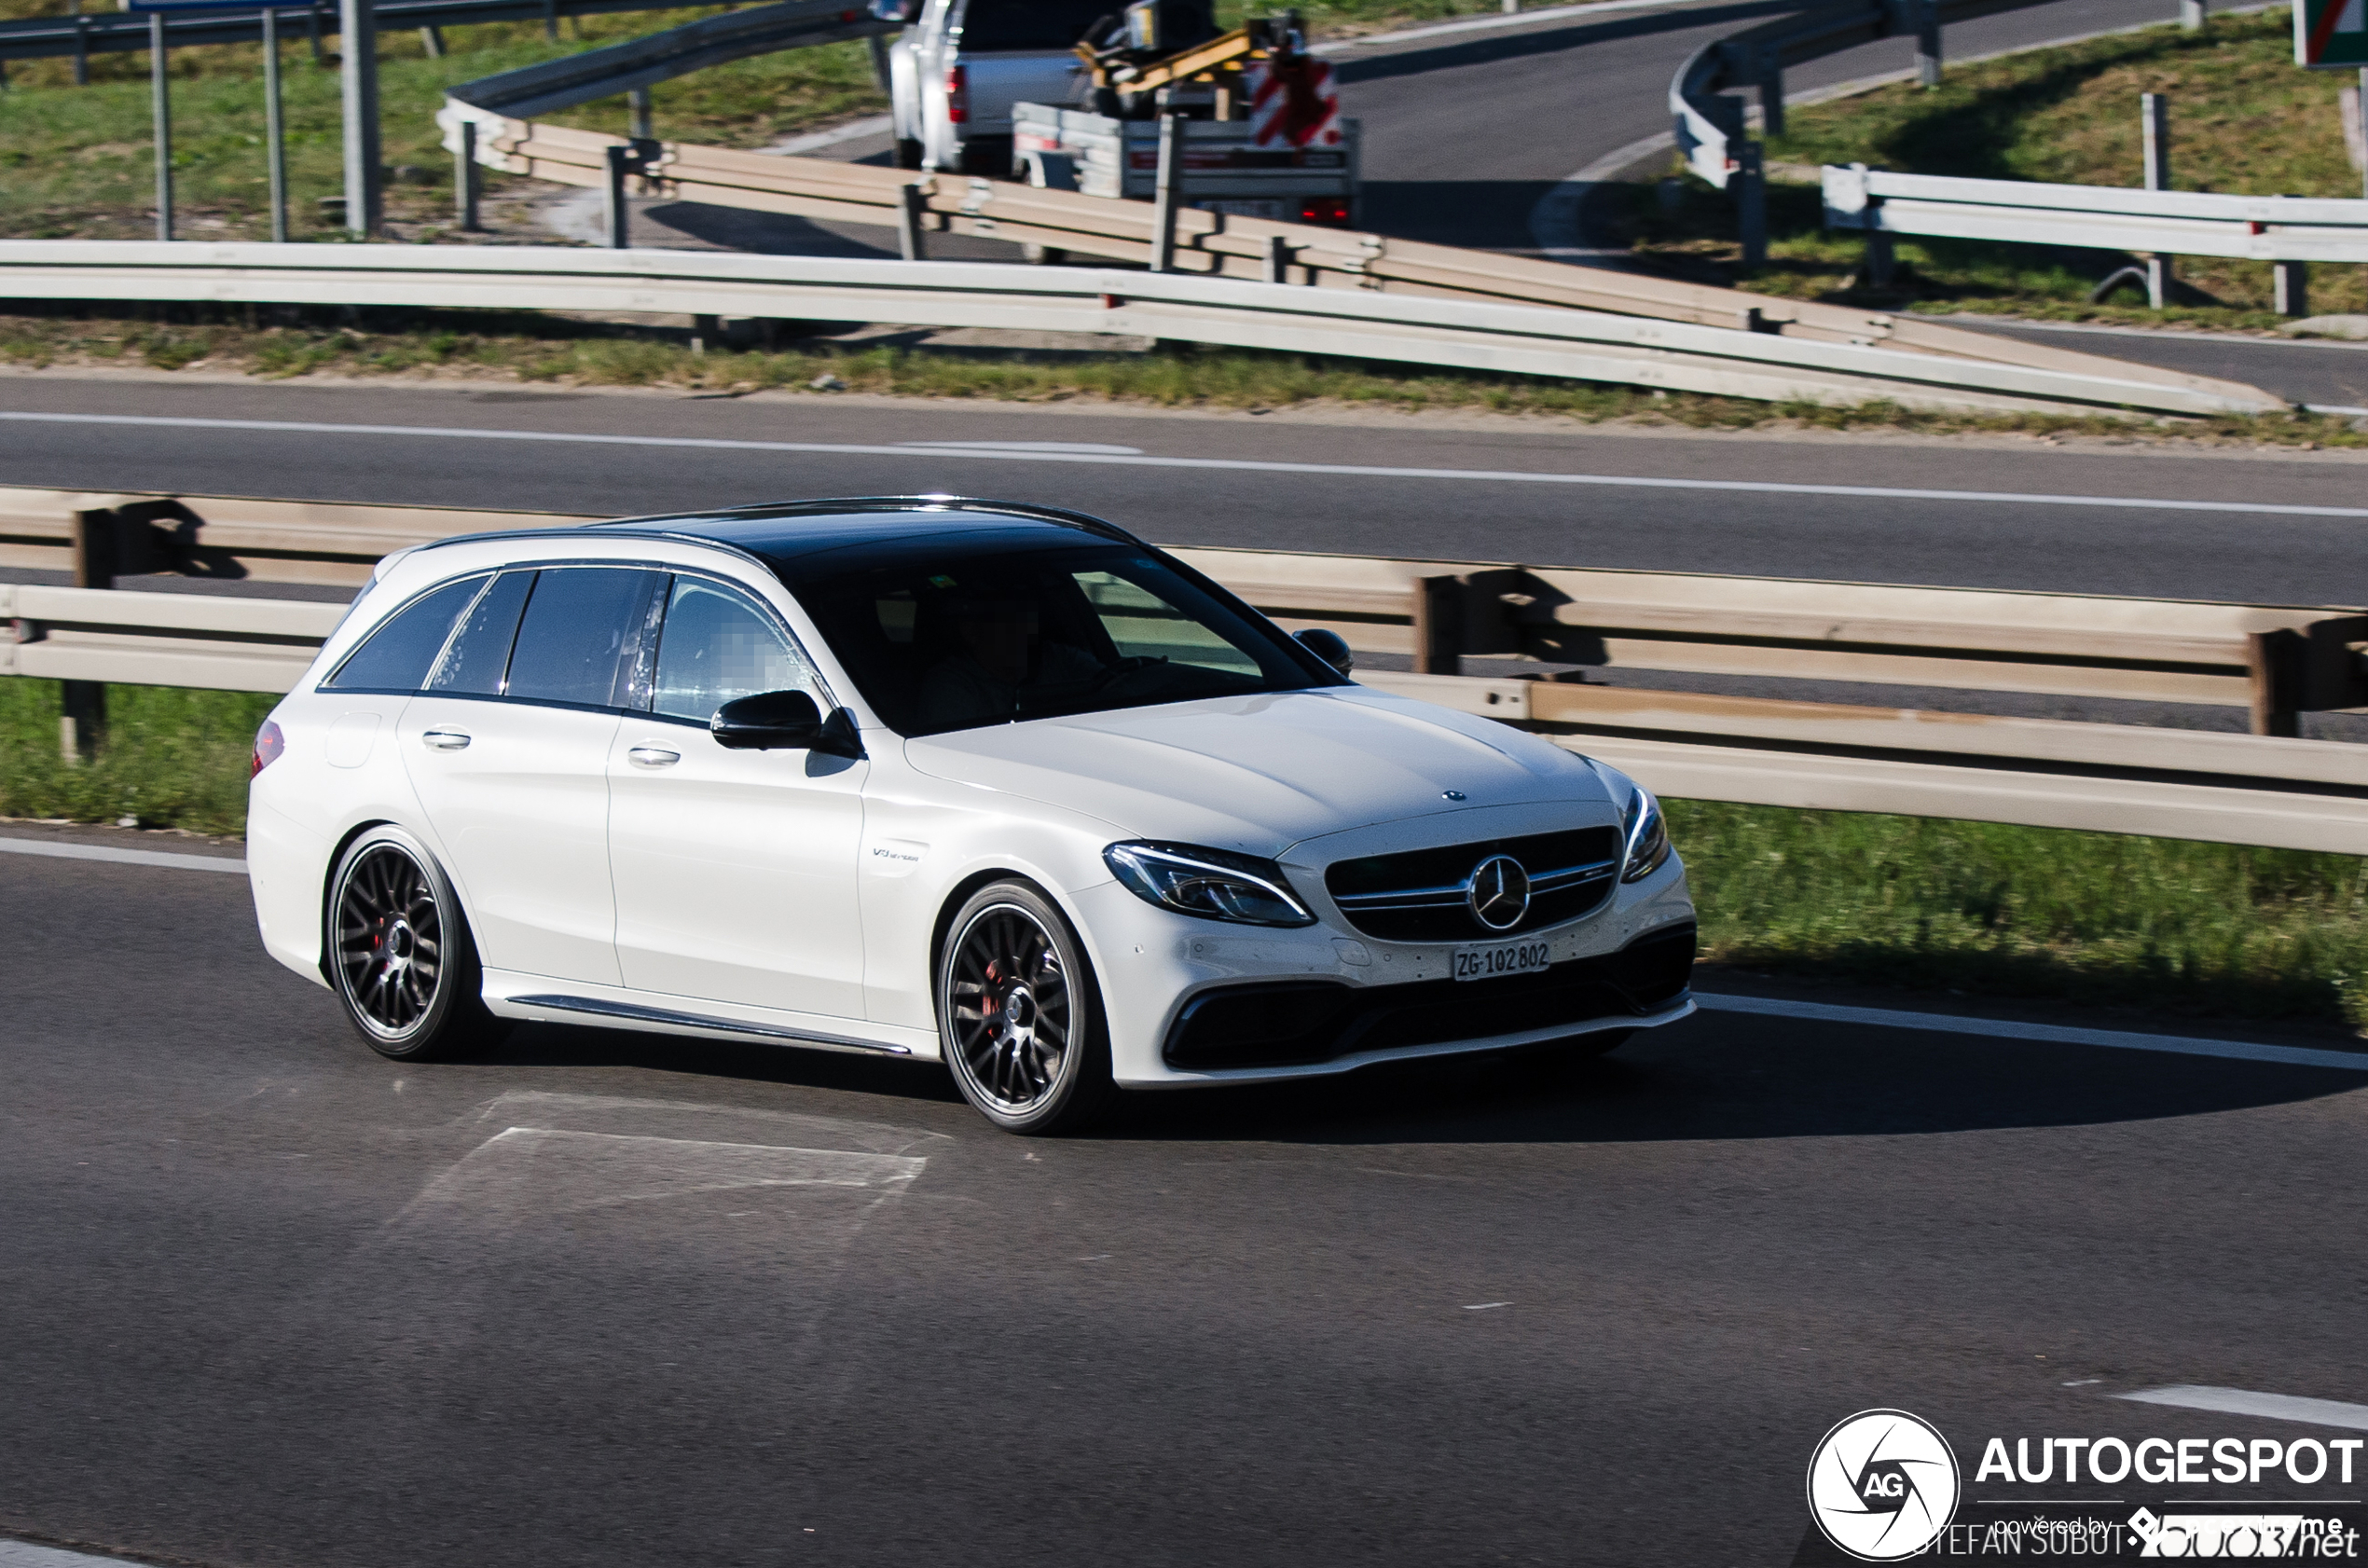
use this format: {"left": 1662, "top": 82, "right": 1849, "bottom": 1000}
{"left": 323, "top": 574, "right": 487, "bottom": 693}
{"left": 650, "top": 578, "right": 818, "bottom": 722}
{"left": 779, "top": 542, "right": 1337, "bottom": 736}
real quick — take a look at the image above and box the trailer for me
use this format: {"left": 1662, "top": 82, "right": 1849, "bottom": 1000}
{"left": 1011, "top": 102, "right": 1359, "bottom": 227}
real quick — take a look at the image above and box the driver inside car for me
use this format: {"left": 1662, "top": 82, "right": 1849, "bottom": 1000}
{"left": 917, "top": 590, "right": 1101, "bottom": 727}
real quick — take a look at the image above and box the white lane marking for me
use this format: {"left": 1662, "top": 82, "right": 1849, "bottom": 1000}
{"left": 1697, "top": 993, "right": 2368, "bottom": 1073}
{"left": 2117, "top": 1386, "right": 2368, "bottom": 1431}
{"left": 0, "top": 1544, "right": 148, "bottom": 1568}
{"left": 899, "top": 439, "right": 1146, "bottom": 455}
{"left": 395, "top": 1127, "right": 925, "bottom": 1226}
{"left": 0, "top": 833, "right": 245, "bottom": 874}
{"left": 1463, "top": 1300, "right": 1514, "bottom": 1310}
{"left": 762, "top": 113, "right": 895, "bottom": 156}
{"left": 1320, "top": 0, "right": 1745, "bottom": 53}
{"left": 7, "top": 411, "right": 2361, "bottom": 518}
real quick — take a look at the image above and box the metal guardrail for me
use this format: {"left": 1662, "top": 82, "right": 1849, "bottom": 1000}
{"left": 0, "top": 237, "right": 2288, "bottom": 414}
{"left": 442, "top": 0, "right": 888, "bottom": 121}
{"left": 1822, "top": 164, "right": 2368, "bottom": 261}
{"left": 6, "top": 486, "right": 2367, "bottom": 850}
{"left": 0, "top": 0, "right": 738, "bottom": 66}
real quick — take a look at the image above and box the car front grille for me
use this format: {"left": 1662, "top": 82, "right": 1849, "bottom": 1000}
{"left": 1321, "top": 825, "right": 1621, "bottom": 942}
{"left": 1163, "top": 922, "right": 1697, "bottom": 1071}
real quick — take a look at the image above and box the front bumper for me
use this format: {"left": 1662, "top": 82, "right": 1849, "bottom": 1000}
{"left": 1163, "top": 922, "right": 1695, "bottom": 1071}
{"left": 1070, "top": 853, "right": 1697, "bottom": 1086}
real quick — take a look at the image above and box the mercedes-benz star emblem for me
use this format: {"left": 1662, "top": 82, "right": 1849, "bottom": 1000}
{"left": 1466, "top": 854, "right": 1531, "bottom": 932}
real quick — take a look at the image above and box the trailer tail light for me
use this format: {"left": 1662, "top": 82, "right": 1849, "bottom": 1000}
{"left": 252, "top": 719, "right": 285, "bottom": 777}
{"left": 945, "top": 65, "right": 968, "bottom": 124}
{"left": 1299, "top": 196, "right": 1351, "bottom": 227}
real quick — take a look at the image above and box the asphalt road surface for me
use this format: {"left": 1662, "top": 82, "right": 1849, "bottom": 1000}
{"left": 4, "top": 378, "right": 2366, "bottom": 608}
{"left": 7, "top": 829, "right": 2368, "bottom": 1568}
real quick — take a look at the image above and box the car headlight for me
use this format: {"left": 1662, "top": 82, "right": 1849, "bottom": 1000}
{"left": 1620, "top": 785, "right": 1671, "bottom": 884}
{"left": 1104, "top": 841, "right": 1315, "bottom": 928}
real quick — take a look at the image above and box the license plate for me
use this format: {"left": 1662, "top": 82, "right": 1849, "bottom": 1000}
{"left": 1192, "top": 198, "right": 1286, "bottom": 218}
{"left": 1452, "top": 940, "right": 1554, "bottom": 982}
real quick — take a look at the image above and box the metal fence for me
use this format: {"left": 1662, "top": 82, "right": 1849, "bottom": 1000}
{"left": 0, "top": 237, "right": 2292, "bottom": 413}
{"left": 0, "top": 0, "right": 763, "bottom": 67}
{"left": 7, "top": 486, "right": 2366, "bottom": 850}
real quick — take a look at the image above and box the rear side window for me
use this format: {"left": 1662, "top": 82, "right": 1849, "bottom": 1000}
{"left": 323, "top": 575, "right": 486, "bottom": 693}
{"left": 503, "top": 568, "right": 658, "bottom": 708}
{"left": 427, "top": 570, "right": 534, "bottom": 695}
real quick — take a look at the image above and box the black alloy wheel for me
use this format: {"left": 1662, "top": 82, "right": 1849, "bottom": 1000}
{"left": 327, "top": 826, "right": 501, "bottom": 1061}
{"left": 938, "top": 881, "right": 1112, "bottom": 1135}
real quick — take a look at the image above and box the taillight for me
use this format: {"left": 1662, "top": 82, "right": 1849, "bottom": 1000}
{"left": 945, "top": 64, "right": 968, "bottom": 124}
{"left": 1299, "top": 196, "right": 1351, "bottom": 227}
{"left": 252, "top": 719, "right": 285, "bottom": 777}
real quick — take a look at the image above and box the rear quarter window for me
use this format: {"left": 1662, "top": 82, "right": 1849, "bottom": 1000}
{"left": 322, "top": 575, "right": 487, "bottom": 693}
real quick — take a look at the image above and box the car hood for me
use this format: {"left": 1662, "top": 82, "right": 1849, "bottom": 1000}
{"left": 902, "top": 686, "right": 1616, "bottom": 856}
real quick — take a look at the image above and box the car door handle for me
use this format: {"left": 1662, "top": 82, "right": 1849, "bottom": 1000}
{"left": 627, "top": 746, "right": 681, "bottom": 769}
{"left": 420, "top": 727, "right": 472, "bottom": 751}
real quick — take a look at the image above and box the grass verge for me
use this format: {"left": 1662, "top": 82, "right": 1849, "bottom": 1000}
{"left": 11, "top": 301, "right": 2368, "bottom": 446}
{"left": 1, "top": 680, "right": 273, "bottom": 838}
{"left": 9, "top": 677, "right": 2366, "bottom": 1032}
{"left": 1673, "top": 800, "right": 2368, "bottom": 1032}
{"left": 0, "top": 0, "right": 1532, "bottom": 241}
{"left": 1620, "top": 7, "right": 2368, "bottom": 327}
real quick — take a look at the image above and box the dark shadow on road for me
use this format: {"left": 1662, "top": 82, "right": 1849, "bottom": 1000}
{"left": 481, "top": 1006, "right": 2365, "bottom": 1148}
{"left": 1357, "top": 179, "right": 1563, "bottom": 249}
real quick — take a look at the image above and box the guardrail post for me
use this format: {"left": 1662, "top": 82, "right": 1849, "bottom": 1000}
{"left": 1151, "top": 112, "right": 1184, "bottom": 273}
{"left": 73, "top": 9, "right": 90, "bottom": 86}
{"left": 1734, "top": 140, "right": 1768, "bottom": 269}
{"left": 304, "top": 2, "right": 322, "bottom": 64}
{"left": 2141, "top": 92, "right": 2173, "bottom": 308}
{"left": 149, "top": 12, "right": 173, "bottom": 242}
{"left": 337, "top": 0, "right": 381, "bottom": 237}
{"left": 1758, "top": 46, "right": 1784, "bottom": 139}
{"left": 1413, "top": 576, "right": 1464, "bottom": 676}
{"left": 896, "top": 181, "right": 927, "bottom": 261}
{"left": 1263, "top": 233, "right": 1294, "bottom": 284}
{"left": 628, "top": 86, "right": 653, "bottom": 142}
{"left": 1915, "top": 0, "right": 1941, "bottom": 87}
{"left": 264, "top": 7, "right": 288, "bottom": 243}
{"left": 543, "top": 0, "right": 558, "bottom": 40}
{"left": 2248, "top": 629, "right": 2305, "bottom": 737}
{"left": 604, "top": 144, "right": 633, "bottom": 248}
{"left": 418, "top": 23, "right": 443, "bottom": 56}
{"left": 2275, "top": 260, "right": 2307, "bottom": 318}
{"left": 454, "top": 118, "right": 481, "bottom": 232}
{"left": 1865, "top": 227, "right": 1894, "bottom": 288}
{"left": 61, "top": 503, "right": 120, "bottom": 766}
{"left": 2180, "top": 0, "right": 2205, "bottom": 29}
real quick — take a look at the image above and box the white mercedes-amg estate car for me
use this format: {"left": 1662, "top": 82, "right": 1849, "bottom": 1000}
{"left": 247, "top": 498, "right": 1697, "bottom": 1133}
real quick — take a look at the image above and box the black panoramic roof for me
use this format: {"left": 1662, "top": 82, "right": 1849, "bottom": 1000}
{"left": 587, "top": 496, "right": 1145, "bottom": 563}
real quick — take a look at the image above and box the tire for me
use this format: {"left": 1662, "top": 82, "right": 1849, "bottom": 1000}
{"left": 937, "top": 880, "right": 1114, "bottom": 1135}
{"left": 325, "top": 825, "right": 504, "bottom": 1062}
{"left": 895, "top": 136, "right": 925, "bottom": 171}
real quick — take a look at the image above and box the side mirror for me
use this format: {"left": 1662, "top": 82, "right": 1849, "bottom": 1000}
{"left": 1295, "top": 627, "right": 1353, "bottom": 677}
{"left": 711, "top": 691, "right": 867, "bottom": 757}
{"left": 712, "top": 689, "right": 821, "bottom": 750}
{"left": 869, "top": 0, "right": 921, "bottom": 22}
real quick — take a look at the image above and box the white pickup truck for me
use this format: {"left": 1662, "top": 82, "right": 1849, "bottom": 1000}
{"left": 874, "top": 0, "right": 1218, "bottom": 173}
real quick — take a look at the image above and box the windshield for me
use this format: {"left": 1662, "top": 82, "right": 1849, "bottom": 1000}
{"left": 955, "top": 0, "right": 1123, "bottom": 50}
{"left": 778, "top": 540, "right": 1342, "bottom": 736}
